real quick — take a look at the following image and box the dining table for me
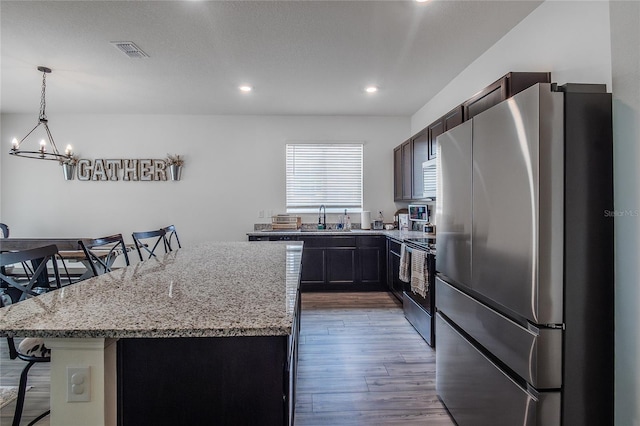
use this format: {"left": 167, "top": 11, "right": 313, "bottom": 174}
{"left": 0, "top": 238, "right": 135, "bottom": 283}
{"left": 0, "top": 238, "right": 86, "bottom": 252}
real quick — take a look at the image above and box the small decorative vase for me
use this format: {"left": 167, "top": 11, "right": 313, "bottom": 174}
{"left": 169, "top": 164, "right": 182, "bottom": 181}
{"left": 62, "top": 163, "right": 76, "bottom": 180}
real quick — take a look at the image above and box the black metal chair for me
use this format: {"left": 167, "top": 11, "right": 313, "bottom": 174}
{"left": 0, "top": 223, "right": 9, "bottom": 278}
{"left": 0, "top": 222, "right": 9, "bottom": 238}
{"left": 0, "top": 244, "right": 62, "bottom": 302}
{"left": 78, "top": 234, "right": 131, "bottom": 277}
{"left": 0, "top": 244, "right": 63, "bottom": 426}
{"left": 162, "top": 225, "right": 181, "bottom": 251}
{"left": 131, "top": 229, "right": 168, "bottom": 261}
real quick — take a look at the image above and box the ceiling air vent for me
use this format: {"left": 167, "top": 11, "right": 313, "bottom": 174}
{"left": 110, "top": 41, "right": 149, "bottom": 58}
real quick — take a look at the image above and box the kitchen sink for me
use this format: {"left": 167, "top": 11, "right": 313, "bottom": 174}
{"left": 260, "top": 228, "right": 354, "bottom": 233}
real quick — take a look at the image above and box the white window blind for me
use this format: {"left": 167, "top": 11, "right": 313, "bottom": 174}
{"left": 286, "top": 143, "right": 363, "bottom": 213}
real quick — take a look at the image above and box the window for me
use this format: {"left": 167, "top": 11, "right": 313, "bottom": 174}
{"left": 286, "top": 143, "right": 363, "bottom": 213}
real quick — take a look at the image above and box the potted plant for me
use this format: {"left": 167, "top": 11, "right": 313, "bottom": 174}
{"left": 165, "top": 154, "right": 184, "bottom": 181}
{"left": 59, "top": 155, "right": 79, "bottom": 180}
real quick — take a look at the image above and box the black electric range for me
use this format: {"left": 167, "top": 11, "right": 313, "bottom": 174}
{"left": 404, "top": 237, "right": 436, "bottom": 253}
{"left": 402, "top": 236, "right": 436, "bottom": 347}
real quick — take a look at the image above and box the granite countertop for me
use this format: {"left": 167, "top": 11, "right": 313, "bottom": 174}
{"left": 247, "top": 229, "right": 435, "bottom": 241}
{"left": 0, "top": 241, "right": 303, "bottom": 339}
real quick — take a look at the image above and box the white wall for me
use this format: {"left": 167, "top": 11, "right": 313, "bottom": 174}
{"left": 0, "top": 114, "right": 408, "bottom": 243}
{"left": 411, "top": 0, "right": 612, "bottom": 133}
{"left": 610, "top": 2, "right": 640, "bottom": 425}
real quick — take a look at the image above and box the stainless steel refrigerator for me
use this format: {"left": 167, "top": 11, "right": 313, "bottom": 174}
{"left": 435, "top": 83, "right": 613, "bottom": 426}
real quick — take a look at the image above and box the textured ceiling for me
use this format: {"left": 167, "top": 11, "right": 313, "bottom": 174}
{"left": 0, "top": 1, "right": 542, "bottom": 116}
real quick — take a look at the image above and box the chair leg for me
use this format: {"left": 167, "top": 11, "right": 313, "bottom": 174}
{"left": 12, "top": 360, "right": 36, "bottom": 426}
{"left": 27, "top": 409, "right": 50, "bottom": 426}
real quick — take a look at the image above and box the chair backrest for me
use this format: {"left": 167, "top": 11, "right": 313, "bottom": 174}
{"left": 0, "top": 224, "right": 9, "bottom": 277}
{"left": 162, "top": 225, "right": 181, "bottom": 251}
{"left": 131, "top": 229, "right": 168, "bottom": 261}
{"left": 0, "top": 244, "right": 62, "bottom": 302}
{"left": 79, "top": 234, "right": 131, "bottom": 277}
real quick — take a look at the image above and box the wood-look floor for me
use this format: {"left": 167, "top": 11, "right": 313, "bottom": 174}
{"left": 1, "top": 291, "right": 454, "bottom": 426}
{"left": 295, "top": 292, "right": 455, "bottom": 425}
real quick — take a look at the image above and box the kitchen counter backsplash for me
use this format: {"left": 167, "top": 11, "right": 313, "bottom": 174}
{"left": 254, "top": 222, "right": 363, "bottom": 231}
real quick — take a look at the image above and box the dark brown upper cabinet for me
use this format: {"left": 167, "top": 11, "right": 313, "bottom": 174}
{"left": 393, "top": 145, "right": 403, "bottom": 200}
{"left": 430, "top": 105, "right": 464, "bottom": 159}
{"left": 443, "top": 104, "right": 464, "bottom": 130}
{"left": 401, "top": 140, "right": 412, "bottom": 200}
{"left": 394, "top": 139, "right": 413, "bottom": 201}
{"left": 393, "top": 71, "right": 550, "bottom": 202}
{"left": 463, "top": 72, "right": 551, "bottom": 120}
{"left": 394, "top": 132, "right": 429, "bottom": 202}
{"left": 411, "top": 129, "right": 429, "bottom": 199}
{"left": 428, "top": 118, "right": 444, "bottom": 161}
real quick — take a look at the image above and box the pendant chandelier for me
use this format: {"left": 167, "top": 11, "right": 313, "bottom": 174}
{"left": 9, "top": 66, "right": 74, "bottom": 162}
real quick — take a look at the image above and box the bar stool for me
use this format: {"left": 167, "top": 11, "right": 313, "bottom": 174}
{"left": 0, "top": 244, "right": 63, "bottom": 426}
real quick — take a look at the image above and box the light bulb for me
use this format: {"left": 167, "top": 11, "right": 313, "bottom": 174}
{"left": 11, "top": 138, "right": 18, "bottom": 150}
{"left": 65, "top": 144, "right": 73, "bottom": 156}
{"left": 39, "top": 139, "right": 46, "bottom": 152}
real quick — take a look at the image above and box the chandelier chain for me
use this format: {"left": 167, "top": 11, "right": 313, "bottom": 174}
{"left": 39, "top": 70, "right": 47, "bottom": 121}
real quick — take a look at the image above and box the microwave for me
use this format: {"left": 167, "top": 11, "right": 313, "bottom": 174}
{"left": 422, "top": 158, "right": 437, "bottom": 200}
{"left": 408, "top": 204, "right": 429, "bottom": 222}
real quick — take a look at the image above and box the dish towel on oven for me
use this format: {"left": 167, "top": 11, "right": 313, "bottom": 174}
{"left": 410, "top": 249, "right": 428, "bottom": 298}
{"left": 399, "top": 244, "right": 410, "bottom": 283}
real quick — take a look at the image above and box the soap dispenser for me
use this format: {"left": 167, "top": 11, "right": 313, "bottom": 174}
{"left": 373, "top": 211, "right": 384, "bottom": 230}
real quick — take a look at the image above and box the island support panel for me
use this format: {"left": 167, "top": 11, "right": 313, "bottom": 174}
{"left": 45, "top": 338, "right": 118, "bottom": 426}
{"left": 117, "top": 336, "right": 290, "bottom": 425}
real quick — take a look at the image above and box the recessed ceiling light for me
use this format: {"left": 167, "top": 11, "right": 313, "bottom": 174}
{"left": 415, "top": 0, "right": 430, "bottom": 3}
{"left": 239, "top": 85, "right": 253, "bottom": 93}
{"left": 365, "top": 86, "right": 378, "bottom": 94}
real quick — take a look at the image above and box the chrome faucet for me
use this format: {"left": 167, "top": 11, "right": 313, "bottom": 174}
{"left": 318, "top": 205, "right": 326, "bottom": 229}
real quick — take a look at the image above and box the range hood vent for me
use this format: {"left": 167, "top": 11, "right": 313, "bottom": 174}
{"left": 110, "top": 41, "right": 149, "bottom": 58}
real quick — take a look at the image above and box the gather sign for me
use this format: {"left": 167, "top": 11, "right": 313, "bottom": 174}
{"left": 74, "top": 158, "right": 172, "bottom": 181}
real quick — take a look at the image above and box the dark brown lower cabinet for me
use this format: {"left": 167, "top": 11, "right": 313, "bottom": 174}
{"left": 299, "top": 235, "right": 386, "bottom": 291}
{"left": 118, "top": 293, "right": 301, "bottom": 426}
{"left": 326, "top": 247, "right": 356, "bottom": 284}
{"left": 300, "top": 246, "right": 325, "bottom": 284}
{"left": 386, "top": 238, "right": 404, "bottom": 301}
{"left": 358, "top": 236, "right": 386, "bottom": 285}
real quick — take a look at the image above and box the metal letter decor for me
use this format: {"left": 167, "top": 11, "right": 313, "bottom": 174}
{"left": 70, "top": 158, "right": 182, "bottom": 182}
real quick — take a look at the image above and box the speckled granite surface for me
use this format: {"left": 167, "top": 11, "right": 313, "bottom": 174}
{"left": 247, "top": 229, "right": 434, "bottom": 240}
{"left": 0, "top": 241, "right": 303, "bottom": 339}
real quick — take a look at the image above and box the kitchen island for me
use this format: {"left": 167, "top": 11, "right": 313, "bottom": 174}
{"left": 0, "top": 241, "right": 303, "bottom": 426}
